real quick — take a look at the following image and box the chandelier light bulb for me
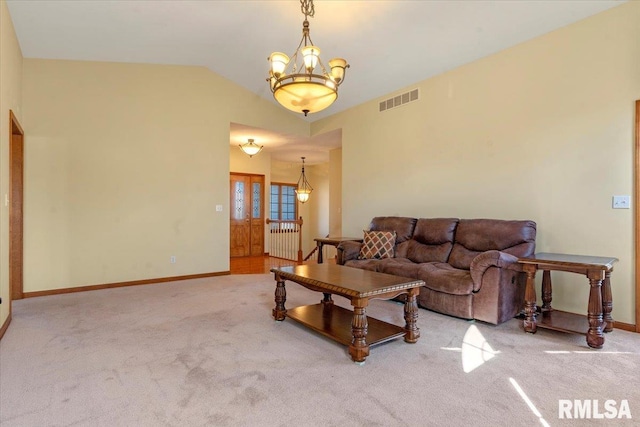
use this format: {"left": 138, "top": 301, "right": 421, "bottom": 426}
{"left": 301, "top": 45, "right": 321, "bottom": 72}
{"left": 269, "top": 52, "right": 289, "bottom": 78}
{"left": 329, "top": 58, "right": 347, "bottom": 83}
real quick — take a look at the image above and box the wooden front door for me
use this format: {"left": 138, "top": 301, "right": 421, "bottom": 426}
{"left": 230, "top": 173, "right": 264, "bottom": 257}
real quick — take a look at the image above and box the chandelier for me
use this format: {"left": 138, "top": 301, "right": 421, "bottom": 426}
{"left": 267, "top": 0, "right": 349, "bottom": 117}
{"left": 295, "top": 157, "right": 313, "bottom": 203}
{"left": 239, "top": 138, "right": 263, "bottom": 157}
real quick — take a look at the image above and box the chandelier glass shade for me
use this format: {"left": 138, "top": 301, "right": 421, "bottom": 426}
{"left": 268, "top": 0, "right": 349, "bottom": 116}
{"left": 295, "top": 157, "right": 313, "bottom": 203}
{"left": 239, "top": 138, "right": 263, "bottom": 157}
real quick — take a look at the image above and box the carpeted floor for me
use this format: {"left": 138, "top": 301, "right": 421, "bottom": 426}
{"left": 1, "top": 274, "right": 638, "bottom": 426}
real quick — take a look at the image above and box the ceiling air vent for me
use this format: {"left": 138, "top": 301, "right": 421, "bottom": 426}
{"left": 379, "top": 88, "right": 419, "bottom": 112}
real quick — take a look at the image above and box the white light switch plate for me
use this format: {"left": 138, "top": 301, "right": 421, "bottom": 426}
{"left": 612, "top": 195, "right": 630, "bottom": 209}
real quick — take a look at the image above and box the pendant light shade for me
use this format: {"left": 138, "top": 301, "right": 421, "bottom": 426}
{"left": 295, "top": 157, "right": 313, "bottom": 203}
{"left": 239, "top": 138, "right": 263, "bottom": 157}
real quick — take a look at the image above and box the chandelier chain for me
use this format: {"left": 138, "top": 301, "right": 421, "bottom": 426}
{"left": 300, "top": 0, "right": 315, "bottom": 19}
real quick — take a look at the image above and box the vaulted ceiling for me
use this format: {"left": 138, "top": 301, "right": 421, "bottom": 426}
{"left": 6, "top": 1, "right": 625, "bottom": 163}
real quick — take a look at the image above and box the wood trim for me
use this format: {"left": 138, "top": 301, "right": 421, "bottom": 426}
{"left": 0, "top": 313, "right": 11, "bottom": 340}
{"left": 230, "top": 171, "right": 265, "bottom": 178}
{"left": 22, "top": 272, "right": 230, "bottom": 298}
{"left": 636, "top": 100, "right": 640, "bottom": 333}
{"left": 614, "top": 321, "right": 636, "bottom": 333}
{"left": 10, "top": 109, "right": 23, "bottom": 134}
{"left": 9, "top": 110, "right": 25, "bottom": 303}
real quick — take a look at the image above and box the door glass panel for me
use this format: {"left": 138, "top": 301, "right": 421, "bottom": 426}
{"left": 234, "top": 181, "right": 244, "bottom": 220}
{"left": 252, "top": 182, "right": 262, "bottom": 219}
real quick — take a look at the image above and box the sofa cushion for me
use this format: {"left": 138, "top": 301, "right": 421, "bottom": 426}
{"left": 406, "top": 218, "right": 459, "bottom": 263}
{"left": 358, "top": 230, "right": 396, "bottom": 259}
{"left": 344, "top": 259, "right": 381, "bottom": 272}
{"left": 378, "top": 258, "right": 422, "bottom": 278}
{"left": 417, "top": 262, "right": 474, "bottom": 295}
{"left": 448, "top": 219, "right": 537, "bottom": 270}
{"left": 369, "top": 217, "right": 417, "bottom": 244}
{"left": 395, "top": 240, "right": 410, "bottom": 258}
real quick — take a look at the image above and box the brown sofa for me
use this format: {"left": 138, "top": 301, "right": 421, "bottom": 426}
{"left": 337, "top": 217, "right": 537, "bottom": 325}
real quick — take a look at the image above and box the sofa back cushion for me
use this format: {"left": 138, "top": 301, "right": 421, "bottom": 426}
{"left": 448, "top": 219, "right": 537, "bottom": 270}
{"left": 369, "top": 217, "right": 417, "bottom": 244}
{"left": 406, "top": 218, "right": 459, "bottom": 263}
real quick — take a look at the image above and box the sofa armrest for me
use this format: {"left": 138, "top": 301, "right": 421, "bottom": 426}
{"left": 469, "top": 250, "right": 522, "bottom": 291}
{"left": 336, "top": 241, "right": 363, "bottom": 265}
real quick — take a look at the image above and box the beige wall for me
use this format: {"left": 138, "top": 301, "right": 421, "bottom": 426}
{"left": 21, "top": 59, "right": 307, "bottom": 292}
{"left": 0, "top": 0, "right": 23, "bottom": 328}
{"left": 329, "top": 148, "right": 342, "bottom": 236}
{"left": 313, "top": 2, "right": 640, "bottom": 324}
{"left": 306, "top": 163, "right": 330, "bottom": 255}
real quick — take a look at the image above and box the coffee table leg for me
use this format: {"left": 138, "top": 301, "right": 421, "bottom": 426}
{"left": 602, "top": 270, "right": 614, "bottom": 333}
{"left": 272, "top": 274, "right": 287, "bottom": 321}
{"left": 349, "top": 298, "right": 369, "bottom": 363}
{"left": 404, "top": 288, "right": 420, "bottom": 343}
{"left": 587, "top": 271, "right": 605, "bottom": 349}
{"left": 523, "top": 265, "right": 538, "bottom": 333}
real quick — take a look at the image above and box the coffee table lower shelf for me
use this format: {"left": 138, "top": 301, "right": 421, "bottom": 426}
{"left": 286, "top": 303, "right": 406, "bottom": 347}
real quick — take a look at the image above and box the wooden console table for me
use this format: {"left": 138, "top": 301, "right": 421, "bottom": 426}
{"left": 314, "top": 237, "right": 363, "bottom": 264}
{"left": 517, "top": 252, "right": 618, "bottom": 349}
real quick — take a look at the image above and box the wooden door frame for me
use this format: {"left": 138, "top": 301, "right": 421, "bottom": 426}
{"left": 229, "top": 172, "right": 265, "bottom": 257}
{"left": 635, "top": 100, "right": 639, "bottom": 332}
{"left": 9, "top": 110, "right": 24, "bottom": 302}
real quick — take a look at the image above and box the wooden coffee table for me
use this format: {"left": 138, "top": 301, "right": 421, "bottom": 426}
{"left": 271, "top": 264, "right": 424, "bottom": 363}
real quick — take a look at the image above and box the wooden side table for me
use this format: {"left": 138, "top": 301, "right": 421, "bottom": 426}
{"left": 313, "top": 237, "right": 363, "bottom": 264}
{"left": 517, "top": 252, "right": 618, "bottom": 349}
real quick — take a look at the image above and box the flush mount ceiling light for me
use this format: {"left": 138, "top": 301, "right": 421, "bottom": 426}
{"left": 295, "top": 157, "right": 313, "bottom": 203}
{"left": 267, "top": 0, "right": 349, "bottom": 117}
{"left": 239, "top": 138, "right": 263, "bottom": 157}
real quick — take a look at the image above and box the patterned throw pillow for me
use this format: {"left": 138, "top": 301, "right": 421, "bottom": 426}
{"left": 358, "top": 230, "right": 397, "bottom": 260}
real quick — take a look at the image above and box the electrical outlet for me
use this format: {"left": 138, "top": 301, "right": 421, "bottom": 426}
{"left": 612, "top": 195, "right": 630, "bottom": 209}
{"left": 170, "top": 256, "right": 176, "bottom": 264}
{"left": 216, "top": 205, "right": 223, "bottom": 212}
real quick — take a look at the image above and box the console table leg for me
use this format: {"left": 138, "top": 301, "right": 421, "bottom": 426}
{"left": 272, "top": 276, "right": 287, "bottom": 321}
{"left": 602, "top": 270, "right": 614, "bottom": 333}
{"left": 349, "top": 299, "right": 370, "bottom": 363}
{"left": 404, "top": 288, "right": 420, "bottom": 343}
{"left": 586, "top": 272, "right": 605, "bottom": 349}
{"left": 321, "top": 293, "right": 334, "bottom": 306}
{"left": 523, "top": 265, "right": 538, "bottom": 333}
{"left": 541, "top": 270, "right": 552, "bottom": 311}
